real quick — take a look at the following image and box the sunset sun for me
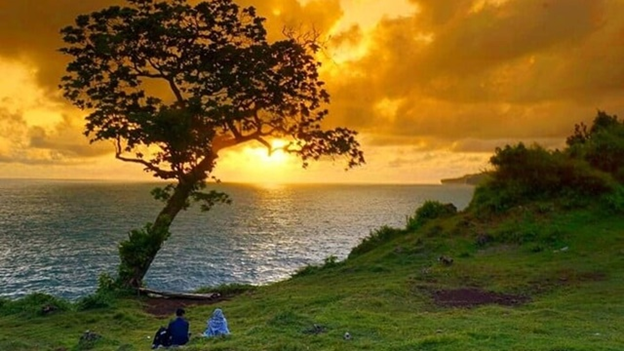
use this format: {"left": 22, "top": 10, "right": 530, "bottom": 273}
{"left": 245, "top": 139, "right": 292, "bottom": 166}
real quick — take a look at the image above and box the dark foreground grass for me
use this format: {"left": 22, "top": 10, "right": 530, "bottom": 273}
{"left": 1, "top": 206, "right": 623, "bottom": 350}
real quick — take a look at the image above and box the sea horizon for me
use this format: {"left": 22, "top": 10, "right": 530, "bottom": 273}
{"left": 0, "top": 177, "right": 452, "bottom": 186}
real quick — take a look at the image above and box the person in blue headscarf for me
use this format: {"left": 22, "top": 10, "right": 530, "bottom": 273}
{"left": 202, "top": 308, "right": 230, "bottom": 337}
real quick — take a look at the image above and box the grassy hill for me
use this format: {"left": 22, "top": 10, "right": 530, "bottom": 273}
{"left": 1, "top": 199, "right": 623, "bottom": 350}
{"left": 3, "top": 112, "right": 624, "bottom": 350}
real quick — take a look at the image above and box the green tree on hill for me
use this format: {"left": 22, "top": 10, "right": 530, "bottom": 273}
{"left": 60, "top": 0, "right": 364, "bottom": 288}
{"left": 567, "top": 111, "right": 624, "bottom": 181}
{"left": 471, "top": 110, "right": 624, "bottom": 213}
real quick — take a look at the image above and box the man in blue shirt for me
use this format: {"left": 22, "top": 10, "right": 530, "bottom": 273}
{"left": 167, "top": 308, "right": 190, "bottom": 346}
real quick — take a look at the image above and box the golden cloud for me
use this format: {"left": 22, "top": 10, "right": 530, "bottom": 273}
{"left": 1, "top": 0, "right": 624, "bottom": 181}
{"left": 326, "top": 0, "right": 624, "bottom": 148}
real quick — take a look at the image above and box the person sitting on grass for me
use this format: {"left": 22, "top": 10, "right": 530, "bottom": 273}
{"left": 168, "top": 307, "right": 190, "bottom": 346}
{"left": 202, "top": 308, "right": 230, "bottom": 337}
{"left": 151, "top": 326, "right": 171, "bottom": 349}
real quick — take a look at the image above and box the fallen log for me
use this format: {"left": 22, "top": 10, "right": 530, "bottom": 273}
{"left": 138, "top": 287, "right": 221, "bottom": 300}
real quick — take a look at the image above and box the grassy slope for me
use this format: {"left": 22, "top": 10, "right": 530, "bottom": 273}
{"left": 1, "top": 205, "right": 623, "bottom": 351}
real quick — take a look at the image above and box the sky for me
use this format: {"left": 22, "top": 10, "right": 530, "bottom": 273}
{"left": 0, "top": 0, "right": 623, "bottom": 184}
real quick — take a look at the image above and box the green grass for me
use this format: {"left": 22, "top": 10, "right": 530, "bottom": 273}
{"left": 1, "top": 205, "right": 623, "bottom": 350}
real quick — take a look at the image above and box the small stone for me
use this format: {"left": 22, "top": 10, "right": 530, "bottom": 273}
{"left": 438, "top": 256, "right": 453, "bottom": 266}
{"left": 79, "top": 330, "right": 102, "bottom": 343}
{"left": 41, "top": 304, "right": 57, "bottom": 315}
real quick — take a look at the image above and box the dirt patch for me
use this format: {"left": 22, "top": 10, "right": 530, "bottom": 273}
{"left": 143, "top": 297, "right": 227, "bottom": 317}
{"left": 433, "top": 288, "right": 529, "bottom": 308}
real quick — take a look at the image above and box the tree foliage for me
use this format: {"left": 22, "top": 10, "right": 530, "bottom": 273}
{"left": 567, "top": 111, "right": 624, "bottom": 179}
{"left": 406, "top": 201, "right": 457, "bottom": 231}
{"left": 60, "top": 0, "right": 364, "bottom": 287}
{"left": 470, "top": 111, "right": 624, "bottom": 214}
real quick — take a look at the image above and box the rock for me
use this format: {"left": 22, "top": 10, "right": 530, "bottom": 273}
{"left": 476, "top": 234, "right": 492, "bottom": 247}
{"left": 303, "top": 324, "right": 326, "bottom": 335}
{"left": 443, "top": 203, "right": 458, "bottom": 213}
{"left": 438, "top": 256, "right": 454, "bottom": 266}
{"left": 80, "top": 330, "right": 101, "bottom": 342}
{"left": 41, "top": 304, "right": 58, "bottom": 315}
{"left": 78, "top": 330, "right": 102, "bottom": 350}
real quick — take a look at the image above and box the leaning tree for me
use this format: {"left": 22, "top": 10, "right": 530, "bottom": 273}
{"left": 60, "top": 0, "right": 364, "bottom": 288}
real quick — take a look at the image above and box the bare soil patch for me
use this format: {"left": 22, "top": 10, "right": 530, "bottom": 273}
{"left": 433, "top": 288, "right": 530, "bottom": 308}
{"left": 143, "top": 297, "right": 227, "bottom": 317}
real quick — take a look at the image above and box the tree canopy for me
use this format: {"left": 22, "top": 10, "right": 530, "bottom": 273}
{"left": 61, "top": 0, "right": 363, "bottom": 179}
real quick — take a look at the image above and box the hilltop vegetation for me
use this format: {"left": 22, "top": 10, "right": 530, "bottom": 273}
{"left": 471, "top": 110, "right": 624, "bottom": 215}
{"left": 1, "top": 112, "right": 624, "bottom": 350}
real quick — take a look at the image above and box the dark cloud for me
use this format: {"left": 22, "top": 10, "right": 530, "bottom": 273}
{"left": 0, "top": 0, "right": 338, "bottom": 90}
{"left": 324, "top": 0, "right": 624, "bottom": 149}
{"left": 0, "top": 0, "right": 125, "bottom": 90}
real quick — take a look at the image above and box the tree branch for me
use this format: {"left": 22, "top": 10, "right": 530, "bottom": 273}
{"left": 144, "top": 56, "right": 185, "bottom": 103}
{"left": 114, "top": 139, "right": 176, "bottom": 179}
{"left": 167, "top": 78, "right": 184, "bottom": 104}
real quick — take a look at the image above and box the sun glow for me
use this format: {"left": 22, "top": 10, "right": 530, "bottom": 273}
{"left": 239, "top": 138, "right": 294, "bottom": 168}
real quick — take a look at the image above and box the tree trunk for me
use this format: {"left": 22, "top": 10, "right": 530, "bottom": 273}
{"left": 120, "top": 180, "right": 195, "bottom": 288}
{"left": 118, "top": 153, "right": 218, "bottom": 289}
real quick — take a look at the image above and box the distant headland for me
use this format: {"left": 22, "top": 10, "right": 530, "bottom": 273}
{"left": 440, "top": 172, "right": 489, "bottom": 185}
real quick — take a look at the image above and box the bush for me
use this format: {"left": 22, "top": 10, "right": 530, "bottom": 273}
{"left": 0, "top": 293, "right": 71, "bottom": 317}
{"left": 406, "top": 201, "right": 457, "bottom": 231}
{"left": 293, "top": 255, "right": 345, "bottom": 277}
{"left": 469, "top": 143, "right": 617, "bottom": 214}
{"left": 76, "top": 291, "right": 116, "bottom": 311}
{"left": 117, "top": 223, "right": 170, "bottom": 287}
{"left": 96, "top": 273, "right": 116, "bottom": 292}
{"left": 602, "top": 185, "right": 624, "bottom": 213}
{"left": 348, "top": 226, "right": 405, "bottom": 259}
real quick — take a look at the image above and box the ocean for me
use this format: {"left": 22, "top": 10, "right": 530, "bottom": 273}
{"left": 0, "top": 180, "right": 474, "bottom": 299}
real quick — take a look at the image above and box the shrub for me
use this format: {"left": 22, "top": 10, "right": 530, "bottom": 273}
{"left": 292, "top": 255, "right": 345, "bottom": 277}
{"left": 76, "top": 291, "right": 116, "bottom": 311}
{"left": 0, "top": 293, "right": 71, "bottom": 317}
{"left": 567, "top": 111, "right": 624, "bottom": 181}
{"left": 348, "top": 226, "right": 405, "bottom": 259}
{"left": 117, "top": 223, "right": 170, "bottom": 287}
{"left": 406, "top": 201, "right": 457, "bottom": 231}
{"left": 96, "top": 272, "right": 120, "bottom": 293}
{"left": 602, "top": 185, "right": 624, "bottom": 213}
{"left": 469, "top": 143, "right": 617, "bottom": 214}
